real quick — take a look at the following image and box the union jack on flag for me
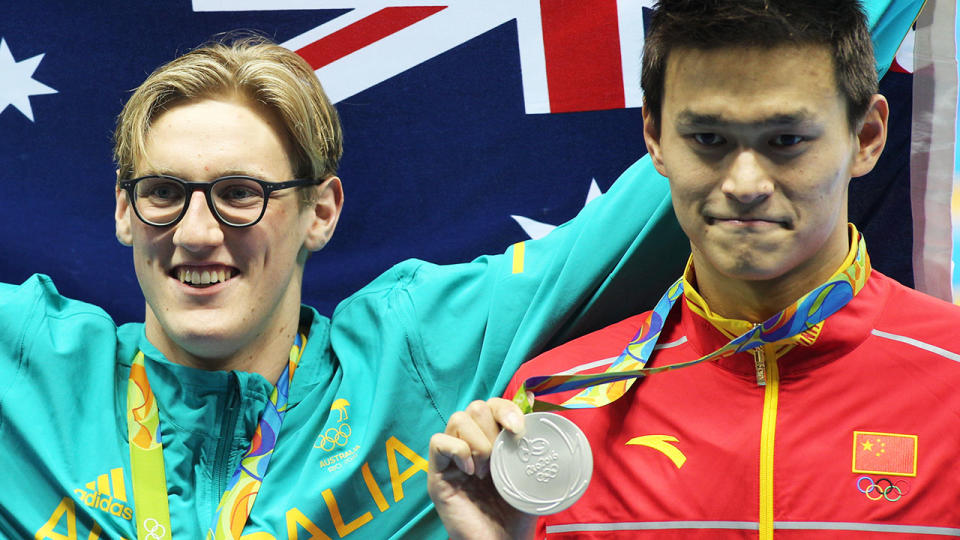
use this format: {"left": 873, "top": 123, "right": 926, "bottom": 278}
{"left": 195, "top": 0, "right": 653, "bottom": 114}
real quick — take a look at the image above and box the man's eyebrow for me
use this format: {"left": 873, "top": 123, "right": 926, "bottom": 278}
{"left": 675, "top": 110, "right": 815, "bottom": 127}
{"left": 137, "top": 167, "right": 185, "bottom": 178}
{"left": 211, "top": 169, "right": 266, "bottom": 179}
{"left": 147, "top": 168, "right": 264, "bottom": 180}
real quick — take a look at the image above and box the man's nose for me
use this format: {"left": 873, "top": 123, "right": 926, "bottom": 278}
{"left": 172, "top": 190, "right": 224, "bottom": 251}
{"left": 720, "top": 149, "right": 774, "bottom": 204}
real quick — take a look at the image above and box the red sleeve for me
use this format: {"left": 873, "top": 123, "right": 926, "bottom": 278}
{"left": 535, "top": 515, "right": 548, "bottom": 539}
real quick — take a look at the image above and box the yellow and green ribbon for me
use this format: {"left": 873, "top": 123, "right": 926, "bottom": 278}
{"left": 128, "top": 351, "right": 172, "bottom": 540}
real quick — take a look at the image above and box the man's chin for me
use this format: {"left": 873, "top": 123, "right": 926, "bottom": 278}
{"left": 724, "top": 262, "right": 791, "bottom": 283}
{"left": 173, "top": 325, "right": 247, "bottom": 357}
{"left": 701, "top": 243, "right": 790, "bottom": 280}
{"left": 147, "top": 311, "right": 250, "bottom": 365}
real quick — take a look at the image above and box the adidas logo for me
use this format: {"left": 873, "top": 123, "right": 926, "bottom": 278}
{"left": 73, "top": 467, "right": 134, "bottom": 521}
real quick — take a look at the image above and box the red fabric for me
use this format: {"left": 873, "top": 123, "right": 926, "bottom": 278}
{"left": 540, "top": 0, "right": 624, "bottom": 112}
{"left": 506, "top": 271, "right": 960, "bottom": 538}
{"left": 296, "top": 7, "right": 446, "bottom": 69}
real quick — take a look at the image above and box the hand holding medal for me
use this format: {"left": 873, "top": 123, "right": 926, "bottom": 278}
{"left": 427, "top": 398, "right": 594, "bottom": 540}
{"left": 427, "top": 398, "right": 540, "bottom": 540}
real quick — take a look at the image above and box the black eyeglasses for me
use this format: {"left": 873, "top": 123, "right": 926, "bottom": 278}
{"left": 118, "top": 175, "right": 323, "bottom": 228}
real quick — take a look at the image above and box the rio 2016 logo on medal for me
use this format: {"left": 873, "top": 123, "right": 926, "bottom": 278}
{"left": 490, "top": 412, "right": 592, "bottom": 515}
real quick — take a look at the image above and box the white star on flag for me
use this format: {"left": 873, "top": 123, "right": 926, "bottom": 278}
{"left": 512, "top": 179, "right": 604, "bottom": 240}
{"left": 0, "top": 38, "right": 57, "bottom": 122}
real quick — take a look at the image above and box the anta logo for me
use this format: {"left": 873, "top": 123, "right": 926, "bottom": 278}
{"left": 626, "top": 434, "right": 687, "bottom": 468}
{"left": 73, "top": 467, "right": 134, "bottom": 521}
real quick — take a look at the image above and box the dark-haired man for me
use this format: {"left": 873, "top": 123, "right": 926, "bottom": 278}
{"left": 428, "top": 1, "right": 960, "bottom": 538}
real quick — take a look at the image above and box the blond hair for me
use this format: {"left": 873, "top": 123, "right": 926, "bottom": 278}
{"left": 113, "top": 34, "right": 342, "bottom": 183}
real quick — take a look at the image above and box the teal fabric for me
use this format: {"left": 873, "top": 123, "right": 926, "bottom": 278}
{"left": 0, "top": 3, "right": 923, "bottom": 536}
{"left": 866, "top": 0, "right": 925, "bottom": 78}
{"left": 0, "top": 158, "right": 687, "bottom": 539}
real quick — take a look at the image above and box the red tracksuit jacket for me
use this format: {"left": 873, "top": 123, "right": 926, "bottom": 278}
{"left": 506, "top": 270, "right": 960, "bottom": 539}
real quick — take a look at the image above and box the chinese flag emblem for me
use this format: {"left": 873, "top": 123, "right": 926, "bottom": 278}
{"left": 852, "top": 431, "right": 917, "bottom": 477}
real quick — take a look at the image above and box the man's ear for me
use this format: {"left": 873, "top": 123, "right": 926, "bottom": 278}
{"left": 303, "top": 176, "right": 344, "bottom": 252}
{"left": 850, "top": 94, "right": 889, "bottom": 178}
{"left": 115, "top": 170, "right": 133, "bottom": 246}
{"left": 642, "top": 100, "right": 668, "bottom": 177}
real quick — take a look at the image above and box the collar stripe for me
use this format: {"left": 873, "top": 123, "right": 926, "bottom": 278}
{"left": 871, "top": 329, "right": 960, "bottom": 362}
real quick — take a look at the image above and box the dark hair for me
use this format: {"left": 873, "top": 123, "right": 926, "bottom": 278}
{"left": 641, "top": 0, "right": 877, "bottom": 130}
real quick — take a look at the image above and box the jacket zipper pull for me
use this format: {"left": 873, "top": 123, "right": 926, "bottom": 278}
{"left": 754, "top": 349, "right": 766, "bottom": 386}
{"left": 752, "top": 325, "right": 766, "bottom": 386}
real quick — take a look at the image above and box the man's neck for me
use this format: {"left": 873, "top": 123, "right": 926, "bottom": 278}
{"left": 143, "top": 313, "right": 300, "bottom": 385}
{"left": 695, "top": 274, "right": 821, "bottom": 323}
{"left": 691, "top": 234, "right": 852, "bottom": 324}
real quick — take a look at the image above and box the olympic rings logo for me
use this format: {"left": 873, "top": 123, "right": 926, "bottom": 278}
{"left": 316, "top": 423, "right": 352, "bottom": 451}
{"left": 856, "top": 476, "right": 910, "bottom": 502}
{"left": 143, "top": 518, "right": 167, "bottom": 539}
{"left": 521, "top": 445, "right": 560, "bottom": 483}
{"left": 533, "top": 462, "right": 559, "bottom": 482}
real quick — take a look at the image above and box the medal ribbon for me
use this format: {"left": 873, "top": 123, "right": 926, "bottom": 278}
{"left": 513, "top": 229, "right": 870, "bottom": 413}
{"left": 127, "top": 333, "right": 305, "bottom": 540}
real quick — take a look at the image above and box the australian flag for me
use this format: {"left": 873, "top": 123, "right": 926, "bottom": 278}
{"left": 0, "top": 0, "right": 955, "bottom": 323}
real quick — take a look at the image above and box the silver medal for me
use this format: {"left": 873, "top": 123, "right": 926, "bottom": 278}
{"left": 490, "top": 412, "right": 592, "bottom": 515}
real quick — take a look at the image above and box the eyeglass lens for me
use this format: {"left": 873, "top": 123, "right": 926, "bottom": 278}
{"left": 133, "top": 177, "right": 265, "bottom": 226}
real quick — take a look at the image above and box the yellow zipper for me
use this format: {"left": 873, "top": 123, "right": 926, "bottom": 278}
{"left": 757, "top": 345, "right": 780, "bottom": 540}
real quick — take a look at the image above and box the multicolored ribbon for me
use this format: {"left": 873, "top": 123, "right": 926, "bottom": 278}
{"left": 513, "top": 229, "right": 871, "bottom": 413}
{"left": 127, "top": 333, "right": 305, "bottom": 540}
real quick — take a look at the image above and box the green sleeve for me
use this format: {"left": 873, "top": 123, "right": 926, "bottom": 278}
{"left": 0, "top": 277, "right": 45, "bottom": 425}
{"left": 864, "top": 0, "right": 926, "bottom": 78}
{"left": 0, "top": 275, "right": 104, "bottom": 433}
{"left": 332, "top": 156, "right": 688, "bottom": 419}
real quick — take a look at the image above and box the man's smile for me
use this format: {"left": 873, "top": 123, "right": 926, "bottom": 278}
{"left": 171, "top": 264, "right": 239, "bottom": 288}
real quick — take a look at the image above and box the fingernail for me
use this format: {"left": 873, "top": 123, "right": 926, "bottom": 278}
{"left": 504, "top": 412, "right": 523, "bottom": 435}
{"left": 456, "top": 454, "right": 475, "bottom": 475}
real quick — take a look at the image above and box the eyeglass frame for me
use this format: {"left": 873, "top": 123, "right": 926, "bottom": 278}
{"left": 118, "top": 174, "right": 325, "bottom": 228}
